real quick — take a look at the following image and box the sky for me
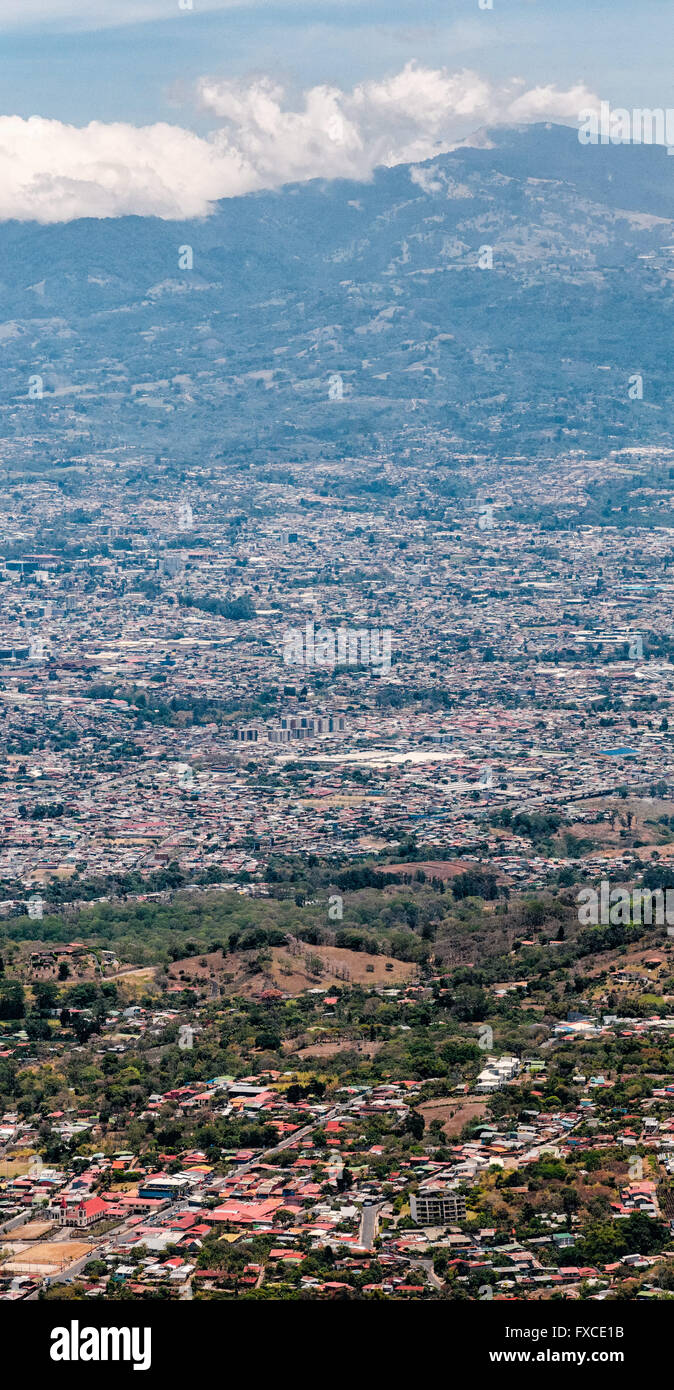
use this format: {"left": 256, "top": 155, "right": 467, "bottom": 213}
{"left": 0, "top": 0, "right": 672, "bottom": 222}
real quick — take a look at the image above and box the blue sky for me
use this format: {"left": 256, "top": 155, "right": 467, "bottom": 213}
{"left": 1, "top": 0, "right": 672, "bottom": 127}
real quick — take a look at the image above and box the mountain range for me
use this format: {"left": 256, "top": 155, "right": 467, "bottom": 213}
{"left": 1, "top": 122, "right": 674, "bottom": 476}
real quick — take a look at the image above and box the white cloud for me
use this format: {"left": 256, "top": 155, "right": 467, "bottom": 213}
{"left": 0, "top": 64, "right": 600, "bottom": 223}
{"left": 200, "top": 65, "right": 598, "bottom": 183}
{"left": 506, "top": 82, "right": 600, "bottom": 123}
{"left": 0, "top": 116, "right": 251, "bottom": 221}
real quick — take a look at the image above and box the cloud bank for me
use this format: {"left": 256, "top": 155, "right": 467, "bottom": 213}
{"left": 0, "top": 64, "right": 599, "bottom": 223}
{"left": 0, "top": 116, "right": 251, "bottom": 221}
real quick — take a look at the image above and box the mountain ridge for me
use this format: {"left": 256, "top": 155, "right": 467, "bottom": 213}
{"left": 1, "top": 123, "right": 673, "bottom": 471}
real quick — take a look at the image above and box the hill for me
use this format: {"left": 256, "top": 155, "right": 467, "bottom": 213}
{"left": 1, "top": 123, "right": 673, "bottom": 476}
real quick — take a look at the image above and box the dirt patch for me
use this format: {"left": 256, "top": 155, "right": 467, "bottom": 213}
{"left": 418, "top": 1097, "right": 487, "bottom": 1138}
{"left": 8, "top": 1220, "right": 53, "bottom": 1241}
{"left": 376, "top": 859, "right": 492, "bottom": 883}
{"left": 167, "top": 950, "right": 230, "bottom": 988}
{"left": 113, "top": 966, "right": 157, "bottom": 983}
{"left": 0, "top": 1155, "right": 37, "bottom": 1178}
{"left": 562, "top": 798, "right": 674, "bottom": 855}
{"left": 284, "top": 1040, "right": 384, "bottom": 1060}
{"left": 3, "top": 1240, "right": 93, "bottom": 1273}
{"left": 168, "top": 944, "right": 417, "bottom": 998}
{"left": 112, "top": 966, "right": 162, "bottom": 1002}
{"left": 270, "top": 944, "right": 416, "bottom": 990}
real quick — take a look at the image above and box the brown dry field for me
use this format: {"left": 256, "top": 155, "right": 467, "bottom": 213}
{"left": 8, "top": 1221, "right": 53, "bottom": 1241}
{"left": 168, "top": 943, "right": 416, "bottom": 997}
{"left": 110, "top": 966, "right": 162, "bottom": 1001}
{"left": 418, "top": 1097, "right": 487, "bottom": 1138}
{"left": 168, "top": 949, "right": 241, "bottom": 987}
{"left": 561, "top": 798, "right": 674, "bottom": 853}
{"left": 283, "top": 1039, "right": 384, "bottom": 1060}
{"left": 0, "top": 1155, "right": 36, "bottom": 1178}
{"left": 112, "top": 966, "right": 157, "bottom": 983}
{"left": 4, "top": 1240, "right": 93, "bottom": 1270}
{"left": 376, "top": 859, "right": 492, "bottom": 882}
{"left": 271, "top": 944, "right": 416, "bottom": 988}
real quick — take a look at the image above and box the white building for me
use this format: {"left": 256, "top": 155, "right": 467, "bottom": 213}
{"left": 476, "top": 1055, "right": 521, "bottom": 1093}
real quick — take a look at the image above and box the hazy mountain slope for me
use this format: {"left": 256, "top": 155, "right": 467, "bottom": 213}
{"left": 1, "top": 123, "right": 673, "bottom": 472}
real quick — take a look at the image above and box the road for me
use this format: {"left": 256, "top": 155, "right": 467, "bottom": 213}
{"left": 359, "top": 1202, "right": 383, "bottom": 1250}
{"left": 235, "top": 1105, "right": 340, "bottom": 1176}
{"left": 409, "top": 1256, "right": 444, "bottom": 1290}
